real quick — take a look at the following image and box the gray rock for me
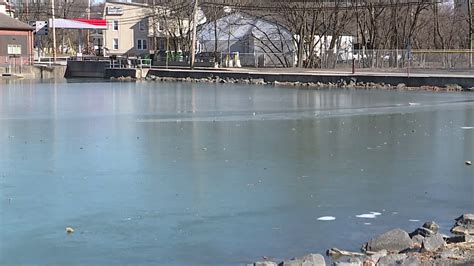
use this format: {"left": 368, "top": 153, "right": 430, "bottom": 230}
{"left": 445, "top": 84, "right": 463, "bottom": 91}
{"left": 399, "top": 255, "right": 420, "bottom": 266}
{"left": 409, "top": 227, "right": 435, "bottom": 238}
{"left": 369, "top": 249, "right": 388, "bottom": 263}
{"left": 250, "top": 78, "right": 265, "bottom": 85}
{"left": 451, "top": 214, "right": 474, "bottom": 235}
{"left": 422, "top": 221, "right": 439, "bottom": 233}
{"left": 439, "top": 249, "right": 457, "bottom": 259}
{"left": 280, "top": 253, "right": 325, "bottom": 266}
{"left": 446, "top": 234, "right": 474, "bottom": 243}
{"left": 396, "top": 83, "right": 406, "bottom": 90}
{"left": 363, "top": 229, "right": 413, "bottom": 253}
{"left": 376, "top": 254, "right": 419, "bottom": 265}
{"left": 411, "top": 235, "right": 424, "bottom": 246}
{"left": 421, "top": 233, "right": 445, "bottom": 252}
{"left": 333, "top": 257, "right": 362, "bottom": 266}
{"left": 376, "top": 254, "right": 407, "bottom": 265}
{"left": 254, "top": 261, "right": 278, "bottom": 266}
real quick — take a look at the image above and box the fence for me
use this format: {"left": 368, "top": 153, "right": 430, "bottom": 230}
{"left": 109, "top": 57, "right": 152, "bottom": 69}
{"left": 318, "top": 49, "right": 474, "bottom": 71}
{"left": 0, "top": 56, "right": 32, "bottom": 74}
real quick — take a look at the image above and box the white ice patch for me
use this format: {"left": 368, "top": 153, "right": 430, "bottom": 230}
{"left": 317, "top": 216, "right": 336, "bottom": 221}
{"left": 356, "top": 214, "right": 377, "bottom": 219}
{"left": 364, "top": 223, "right": 372, "bottom": 225}
{"left": 370, "top": 212, "right": 382, "bottom": 216}
{"left": 409, "top": 103, "right": 420, "bottom": 106}
{"left": 409, "top": 219, "right": 420, "bottom": 222}
{"left": 461, "top": 127, "right": 474, "bottom": 130}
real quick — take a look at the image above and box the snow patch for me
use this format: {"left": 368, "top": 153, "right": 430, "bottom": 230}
{"left": 317, "top": 216, "right": 336, "bottom": 221}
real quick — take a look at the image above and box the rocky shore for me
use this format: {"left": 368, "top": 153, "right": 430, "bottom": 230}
{"left": 122, "top": 74, "right": 474, "bottom": 92}
{"left": 250, "top": 214, "right": 474, "bottom": 266}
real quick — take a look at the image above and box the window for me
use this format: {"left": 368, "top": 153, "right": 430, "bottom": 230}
{"left": 137, "top": 39, "right": 148, "bottom": 50}
{"left": 155, "top": 22, "right": 162, "bottom": 32}
{"left": 113, "top": 20, "right": 118, "bottom": 31}
{"left": 7, "top": 45, "right": 21, "bottom": 55}
{"left": 113, "top": 38, "right": 119, "bottom": 50}
{"left": 139, "top": 20, "right": 146, "bottom": 31}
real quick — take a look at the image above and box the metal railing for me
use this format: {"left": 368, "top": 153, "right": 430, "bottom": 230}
{"left": 0, "top": 56, "right": 32, "bottom": 74}
{"left": 34, "top": 57, "right": 69, "bottom": 66}
{"left": 109, "top": 58, "right": 152, "bottom": 69}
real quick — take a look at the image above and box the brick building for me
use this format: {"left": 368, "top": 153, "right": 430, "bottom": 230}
{"left": 0, "top": 12, "right": 34, "bottom": 66}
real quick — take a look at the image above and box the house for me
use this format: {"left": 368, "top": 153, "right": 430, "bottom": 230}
{"left": 0, "top": 0, "right": 14, "bottom": 18}
{"left": 102, "top": 0, "right": 191, "bottom": 61}
{"left": 103, "top": 0, "right": 152, "bottom": 56}
{"left": 198, "top": 12, "right": 296, "bottom": 67}
{"left": 0, "top": 12, "right": 34, "bottom": 66}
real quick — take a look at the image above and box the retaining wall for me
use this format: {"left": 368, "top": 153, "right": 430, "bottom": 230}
{"left": 65, "top": 61, "right": 110, "bottom": 78}
{"left": 147, "top": 69, "right": 474, "bottom": 88}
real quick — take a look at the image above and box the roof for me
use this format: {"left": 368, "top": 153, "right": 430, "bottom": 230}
{"left": 0, "top": 13, "right": 34, "bottom": 31}
{"left": 198, "top": 12, "right": 293, "bottom": 41}
{"left": 105, "top": 0, "right": 149, "bottom": 7}
{"left": 50, "top": 18, "right": 107, "bottom": 29}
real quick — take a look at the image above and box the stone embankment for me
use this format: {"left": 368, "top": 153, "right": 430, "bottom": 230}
{"left": 250, "top": 214, "right": 474, "bottom": 266}
{"left": 137, "top": 75, "right": 473, "bottom": 92}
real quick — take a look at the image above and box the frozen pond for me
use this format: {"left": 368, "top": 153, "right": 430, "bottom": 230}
{"left": 1, "top": 80, "right": 473, "bottom": 265}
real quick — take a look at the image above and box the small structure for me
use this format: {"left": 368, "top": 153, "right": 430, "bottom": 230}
{"left": 48, "top": 18, "right": 107, "bottom": 57}
{"left": 198, "top": 12, "right": 296, "bottom": 68}
{"left": 0, "top": 0, "right": 14, "bottom": 18}
{"left": 0, "top": 12, "right": 34, "bottom": 68}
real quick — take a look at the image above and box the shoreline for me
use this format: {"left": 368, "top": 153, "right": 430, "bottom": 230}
{"left": 111, "top": 74, "right": 473, "bottom": 93}
{"left": 250, "top": 214, "right": 474, "bottom": 266}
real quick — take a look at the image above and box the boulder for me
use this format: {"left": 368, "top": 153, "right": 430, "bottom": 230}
{"left": 399, "top": 255, "right": 421, "bottom": 266}
{"left": 446, "top": 234, "right": 474, "bottom": 244}
{"left": 409, "top": 227, "right": 435, "bottom": 238}
{"left": 250, "top": 78, "right": 266, "bottom": 85}
{"left": 363, "top": 229, "right": 413, "bottom": 253}
{"left": 422, "top": 221, "right": 439, "bottom": 233}
{"left": 368, "top": 249, "right": 388, "bottom": 263}
{"left": 411, "top": 235, "right": 424, "bottom": 247}
{"left": 376, "top": 254, "right": 407, "bottom": 265}
{"left": 445, "top": 84, "right": 463, "bottom": 91}
{"left": 280, "top": 253, "right": 325, "bottom": 266}
{"left": 254, "top": 261, "right": 278, "bottom": 266}
{"left": 362, "top": 260, "right": 375, "bottom": 266}
{"left": 376, "top": 254, "right": 420, "bottom": 265}
{"left": 421, "top": 233, "right": 445, "bottom": 252}
{"left": 396, "top": 83, "right": 406, "bottom": 90}
{"left": 333, "top": 257, "right": 362, "bottom": 266}
{"left": 451, "top": 214, "right": 474, "bottom": 235}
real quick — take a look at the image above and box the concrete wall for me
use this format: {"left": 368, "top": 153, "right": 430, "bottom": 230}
{"left": 146, "top": 69, "right": 474, "bottom": 88}
{"left": 1, "top": 65, "right": 66, "bottom": 79}
{"left": 104, "top": 68, "right": 148, "bottom": 79}
{"left": 65, "top": 61, "right": 110, "bottom": 78}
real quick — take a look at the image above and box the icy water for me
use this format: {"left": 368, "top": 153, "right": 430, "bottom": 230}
{"left": 0, "top": 80, "right": 473, "bottom": 265}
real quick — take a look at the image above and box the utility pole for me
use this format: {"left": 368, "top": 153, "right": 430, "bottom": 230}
{"left": 87, "top": 0, "right": 91, "bottom": 54}
{"left": 190, "top": 0, "right": 198, "bottom": 69}
{"left": 469, "top": 0, "right": 473, "bottom": 68}
{"left": 51, "top": 0, "right": 57, "bottom": 63}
